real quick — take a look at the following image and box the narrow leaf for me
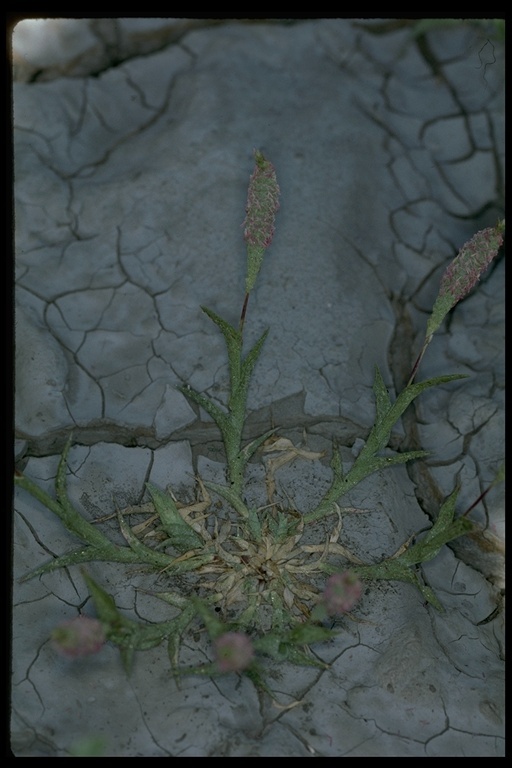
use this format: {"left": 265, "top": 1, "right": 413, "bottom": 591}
{"left": 400, "top": 518, "right": 473, "bottom": 565}
{"left": 167, "top": 605, "right": 197, "bottom": 673}
{"left": 230, "top": 328, "right": 268, "bottom": 412}
{"left": 201, "top": 305, "right": 243, "bottom": 392}
{"left": 246, "top": 506, "right": 262, "bottom": 540}
{"left": 354, "top": 560, "right": 443, "bottom": 611}
{"left": 81, "top": 569, "right": 123, "bottom": 624}
{"left": 203, "top": 480, "right": 250, "bottom": 519}
{"left": 146, "top": 484, "right": 204, "bottom": 551}
{"left": 190, "top": 598, "right": 228, "bottom": 640}
{"left": 178, "top": 384, "right": 229, "bottom": 430}
{"left": 371, "top": 451, "right": 430, "bottom": 471}
{"left": 285, "top": 623, "right": 337, "bottom": 645}
{"left": 372, "top": 366, "right": 392, "bottom": 424}
{"left": 20, "top": 541, "right": 171, "bottom": 582}
{"left": 240, "top": 428, "right": 278, "bottom": 463}
{"left": 201, "top": 305, "right": 240, "bottom": 344}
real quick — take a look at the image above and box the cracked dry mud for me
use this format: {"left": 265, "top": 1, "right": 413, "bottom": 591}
{"left": 13, "top": 19, "right": 504, "bottom": 756}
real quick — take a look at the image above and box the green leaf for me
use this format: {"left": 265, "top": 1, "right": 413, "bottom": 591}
{"left": 240, "top": 428, "right": 277, "bottom": 463}
{"left": 82, "top": 569, "right": 121, "bottom": 622}
{"left": 267, "top": 510, "right": 290, "bottom": 542}
{"left": 354, "top": 559, "right": 444, "bottom": 611}
{"left": 203, "top": 480, "right": 250, "bottom": 519}
{"left": 367, "top": 372, "right": 468, "bottom": 453}
{"left": 424, "top": 484, "right": 459, "bottom": 542}
{"left": 55, "top": 444, "right": 113, "bottom": 548}
{"left": 252, "top": 631, "right": 282, "bottom": 658}
{"left": 372, "top": 366, "right": 393, "bottom": 424}
{"left": 20, "top": 539, "right": 172, "bottom": 582}
{"left": 178, "top": 384, "right": 229, "bottom": 430}
{"left": 370, "top": 451, "right": 430, "bottom": 472}
{"left": 146, "top": 484, "right": 204, "bottom": 551}
{"left": 400, "top": 519, "right": 473, "bottom": 566}
{"left": 428, "top": 518, "right": 473, "bottom": 557}
{"left": 237, "top": 594, "right": 259, "bottom": 628}
{"left": 306, "top": 373, "right": 466, "bottom": 524}
{"left": 201, "top": 305, "right": 240, "bottom": 344}
{"left": 69, "top": 736, "right": 108, "bottom": 757}
{"left": 399, "top": 486, "right": 473, "bottom": 566}
{"left": 115, "top": 507, "right": 178, "bottom": 566}
{"left": 15, "top": 438, "right": 112, "bottom": 551}
{"left": 167, "top": 604, "right": 197, "bottom": 673}
{"left": 83, "top": 571, "right": 189, "bottom": 674}
{"left": 243, "top": 664, "right": 275, "bottom": 694}
{"left": 229, "top": 328, "right": 268, "bottom": 414}
{"left": 285, "top": 623, "right": 337, "bottom": 645}
{"left": 190, "top": 598, "right": 228, "bottom": 640}
{"left": 201, "top": 305, "right": 243, "bottom": 392}
{"left": 246, "top": 506, "right": 262, "bottom": 540}
{"left": 280, "top": 645, "right": 330, "bottom": 668}
{"left": 240, "top": 328, "right": 268, "bottom": 380}
{"left": 254, "top": 628, "right": 330, "bottom": 668}
{"left": 352, "top": 486, "right": 474, "bottom": 610}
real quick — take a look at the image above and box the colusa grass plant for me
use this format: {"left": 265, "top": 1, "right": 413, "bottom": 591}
{"left": 15, "top": 151, "right": 504, "bottom": 689}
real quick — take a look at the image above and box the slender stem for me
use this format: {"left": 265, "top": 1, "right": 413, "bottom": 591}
{"left": 407, "top": 340, "right": 425, "bottom": 387}
{"left": 461, "top": 484, "right": 491, "bottom": 518}
{"left": 239, "top": 292, "right": 250, "bottom": 335}
{"left": 407, "top": 331, "right": 436, "bottom": 387}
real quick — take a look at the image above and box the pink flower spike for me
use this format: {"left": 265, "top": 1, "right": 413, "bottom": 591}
{"left": 438, "top": 222, "right": 504, "bottom": 303}
{"left": 51, "top": 615, "right": 106, "bottom": 658}
{"left": 243, "top": 149, "right": 280, "bottom": 294}
{"left": 426, "top": 220, "right": 504, "bottom": 340}
{"left": 213, "top": 631, "right": 255, "bottom": 673}
{"left": 243, "top": 150, "right": 280, "bottom": 251}
{"left": 322, "top": 571, "right": 362, "bottom": 616}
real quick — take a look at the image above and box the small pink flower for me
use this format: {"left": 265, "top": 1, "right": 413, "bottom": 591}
{"left": 51, "top": 615, "right": 106, "bottom": 658}
{"left": 213, "top": 631, "right": 255, "bottom": 673}
{"left": 322, "top": 572, "right": 362, "bottom": 616}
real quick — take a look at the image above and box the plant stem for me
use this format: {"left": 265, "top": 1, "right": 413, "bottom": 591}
{"left": 239, "top": 292, "right": 250, "bottom": 335}
{"left": 407, "top": 336, "right": 431, "bottom": 386}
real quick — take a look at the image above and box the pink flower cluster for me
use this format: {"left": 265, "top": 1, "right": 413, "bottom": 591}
{"left": 213, "top": 631, "right": 255, "bottom": 673}
{"left": 51, "top": 615, "right": 106, "bottom": 658}
{"left": 322, "top": 571, "right": 362, "bottom": 616}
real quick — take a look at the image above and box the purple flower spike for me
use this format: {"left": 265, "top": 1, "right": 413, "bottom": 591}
{"left": 426, "top": 220, "right": 504, "bottom": 339}
{"left": 439, "top": 223, "right": 504, "bottom": 303}
{"left": 213, "top": 631, "right": 255, "bottom": 673}
{"left": 51, "top": 615, "right": 106, "bottom": 658}
{"left": 243, "top": 150, "right": 280, "bottom": 294}
{"left": 322, "top": 571, "right": 362, "bottom": 616}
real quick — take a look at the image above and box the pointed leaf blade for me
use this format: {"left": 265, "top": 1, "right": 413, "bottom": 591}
{"left": 146, "top": 484, "right": 204, "bottom": 551}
